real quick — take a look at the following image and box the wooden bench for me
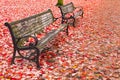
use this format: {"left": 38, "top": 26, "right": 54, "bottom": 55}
{"left": 58, "top": 2, "right": 84, "bottom": 27}
{"left": 4, "top": 9, "right": 68, "bottom": 68}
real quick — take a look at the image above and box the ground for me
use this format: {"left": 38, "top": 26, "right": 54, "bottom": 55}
{"left": 0, "top": 0, "right": 120, "bottom": 80}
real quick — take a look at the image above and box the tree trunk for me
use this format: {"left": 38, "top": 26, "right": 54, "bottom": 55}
{"left": 56, "top": 0, "right": 63, "bottom": 6}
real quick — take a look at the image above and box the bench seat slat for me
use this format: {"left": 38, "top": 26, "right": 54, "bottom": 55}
{"left": 37, "top": 24, "right": 67, "bottom": 49}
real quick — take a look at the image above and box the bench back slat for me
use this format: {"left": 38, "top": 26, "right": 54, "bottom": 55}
{"left": 59, "top": 2, "right": 75, "bottom": 15}
{"left": 6, "top": 9, "right": 54, "bottom": 38}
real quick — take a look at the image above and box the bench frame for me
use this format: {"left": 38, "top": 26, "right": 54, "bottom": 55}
{"left": 4, "top": 9, "right": 68, "bottom": 69}
{"left": 58, "top": 2, "right": 84, "bottom": 27}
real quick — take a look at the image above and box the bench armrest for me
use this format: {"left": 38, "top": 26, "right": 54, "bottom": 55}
{"left": 54, "top": 16, "right": 62, "bottom": 21}
{"left": 17, "top": 35, "right": 38, "bottom": 47}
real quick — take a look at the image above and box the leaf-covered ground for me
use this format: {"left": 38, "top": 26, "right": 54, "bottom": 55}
{"left": 0, "top": 0, "right": 120, "bottom": 80}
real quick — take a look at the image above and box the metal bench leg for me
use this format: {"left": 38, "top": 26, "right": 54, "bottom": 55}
{"left": 73, "top": 17, "right": 75, "bottom": 27}
{"left": 81, "top": 13, "right": 84, "bottom": 18}
{"left": 69, "top": 16, "right": 75, "bottom": 27}
{"left": 61, "top": 19, "right": 64, "bottom": 24}
{"left": 11, "top": 48, "right": 16, "bottom": 64}
{"left": 81, "top": 10, "right": 84, "bottom": 18}
{"left": 35, "top": 48, "right": 41, "bottom": 69}
{"left": 66, "top": 25, "right": 69, "bottom": 35}
{"left": 62, "top": 19, "right": 67, "bottom": 24}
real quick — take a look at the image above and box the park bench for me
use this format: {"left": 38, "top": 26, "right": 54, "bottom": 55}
{"left": 4, "top": 9, "right": 68, "bottom": 68}
{"left": 58, "top": 2, "right": 84, "bottom": 27}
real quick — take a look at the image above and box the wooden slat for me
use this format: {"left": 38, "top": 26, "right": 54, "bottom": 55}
{"left": 9, "top": 9, "right": 54, "bottom": 38}
{"left": 37, "top": 23, "right": 67, "bottom": 49}
{"left": 60, "top": 2, "right": 75, "bottom": 14}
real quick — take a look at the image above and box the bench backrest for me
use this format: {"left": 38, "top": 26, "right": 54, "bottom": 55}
{"left": 4, "top": 9, "right": 55, "bottom": 47}
{"left": 5, "top": 9, "right": 54, "bottom": 38}
{"left": 59, "top": 2, "right": 75, "bottom": 15}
